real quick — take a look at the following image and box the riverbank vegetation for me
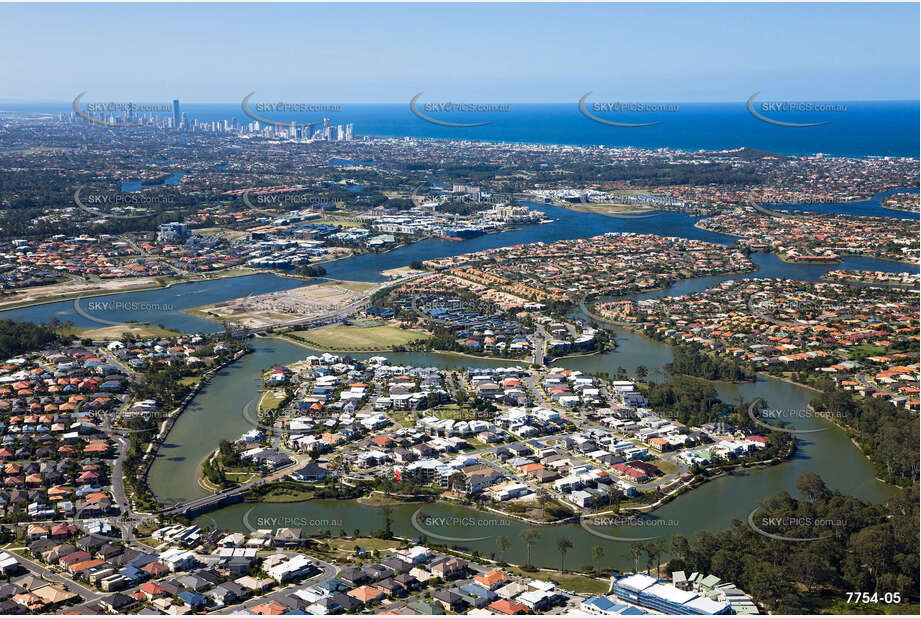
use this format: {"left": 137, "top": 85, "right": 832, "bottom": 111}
{"left": 0, "top": 319, "right": 67, "bottom": 357}
{"left": 665, "top": 345, "right": 755, "bottom": 382}
{"left": 133, "top": 362, "right": 200, "bottom": 410}
{"left": 663, "top": 474, "right": 919, "bottom": 615}
{"left": 643, "top": 375, "right": 741, "bottom": 426}
{"left": 810, "top": 389, "right": 919, "bottom": 486}
{"left": 243, "top": 481, "right": 315, "bottom": 503}
{"left": 201, "top": 440, "right": 245, "bottom": 489}
{"left": 122, "top": 425, "right": 162, "bottom": 513}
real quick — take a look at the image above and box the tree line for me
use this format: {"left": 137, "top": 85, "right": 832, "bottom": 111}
{"left": 663, "top": 474, "right": 919, "bottom": 614}
{"left": 811, "top": 389, "right": 919, "bottom": 485}
{"left": 665, "top": 345, "right": 755, "bottom": 382}
{"left": 645, "top": 375, "right": 740, "bottom": 427}
{"left": 0, "top": 319, "right": 66, "bottom": 358}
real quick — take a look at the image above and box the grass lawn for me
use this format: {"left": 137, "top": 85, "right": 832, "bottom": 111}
{"left": 389, "top": 411, "right": 416, "bottom": 427}
{"left": 431, "top": 405, "right": 476, "bottom": 420}
{"left": 203, "top": 267, "right": 262, "bottom": 279}
{"left": 504, "top": 565, "right": 610, "bottom": 594}
{"left": 317, "top": 216, "right": 365, "bottom": 228}
{"left": 323, "top": 280, "right": 377, "bottom": 293}
{"left": 846, "top": 344, "right": 888, "bottom": 360}
{"left": 295, "top": 323, "right": 428, "bottom": 350}
{"left": 251, "top": 486, "right": 315, "bottom": 502}
{"left": 653, "top": 457, "right": 679, "bottom": 475}
{"left": 64, "top": 323, "right": 182, "bottom": 340}
{"left": 178, "top": 376, "right": 200, "bottom": 387}
{"left": 259, "top": 389, "right": 287, "bottom": 412}
{"left": 464, "top": 438, "right": 487, "bottom": 450}
{"left": 225, "top": 471, "right": 259, "bottom": 484}
{"left": 135, "top": 521, "right": 161, "bottom": 537}
{"left": 329, "top": 538, "right": 404, "bottom": 553}
{"left": 358, "top": 493, "right": 417, "bottom": 507}
{"left": 567, "top": 201, "right": 656, "bottom": 216}
{"left": 195, "top": 227, "right": 249, "bottom": 241}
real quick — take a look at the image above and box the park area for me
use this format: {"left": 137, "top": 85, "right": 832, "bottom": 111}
{"left": 288, "top": 323, "right": 428, "bottom": 351}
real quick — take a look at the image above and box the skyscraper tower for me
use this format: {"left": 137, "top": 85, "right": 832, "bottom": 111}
{"left": 172, "top": 99, "right": 181, "bottom": 129}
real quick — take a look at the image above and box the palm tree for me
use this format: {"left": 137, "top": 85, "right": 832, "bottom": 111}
{"left": 556, "top": 537, "right": 573, "bottom": 573}
{"left": 496, "top": 536, "right": 510, "bottom": 563}
{"left": 591, "top": 545, "right": 605, "bottom": 576}
{"left": 521, "top": 529, "right": 541, "bottom": 567}
{"left": 630, "top": 542, "right": 645, "bottom": 574}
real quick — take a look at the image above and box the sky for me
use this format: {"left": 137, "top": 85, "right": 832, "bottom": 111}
{"left": 1, "top": 2, "right": 918, "bottom": 103}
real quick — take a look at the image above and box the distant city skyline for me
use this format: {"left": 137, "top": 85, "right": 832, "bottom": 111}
{"left": 0, "top": 2, "right": 918, "bottom": 103}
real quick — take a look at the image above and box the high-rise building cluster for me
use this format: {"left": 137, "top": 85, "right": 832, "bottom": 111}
{"left": 64, "top": 99, "right": 355, "bottom": 140}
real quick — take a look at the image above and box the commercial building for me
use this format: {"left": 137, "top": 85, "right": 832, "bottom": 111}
{"left": 611, "top": 574, "right": 730, "bottom": 615}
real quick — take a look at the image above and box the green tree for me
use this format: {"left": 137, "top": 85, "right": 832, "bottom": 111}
{"left": 496, "top": 536, "right": 511, "bottom": 563}
{"left": 630, "top": 542, "right": 645, "bottom": 574}
{"left": 591, "top": 545, "right": 605, "bottom": 576}
{"left": 521, "top": 529, "right": 541, "bottom": 567}
{"left": 556, "top": 537, "right": 573, "bottom": 573}
{"left": 796, "top": 472, "right": 831, "bottom": 503}
{"left": 670, "top": 534, "right": 690, "bottom": 562}
{"left": 382, "top": 506, "right": 393, "bottom": 538}
{"left": 646, "top": 540, "right": 664, "bottom": 578}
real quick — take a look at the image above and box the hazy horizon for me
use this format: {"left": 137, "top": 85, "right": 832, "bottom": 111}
{"left": 1, "top": 3, "right": 918, "bottom": 103}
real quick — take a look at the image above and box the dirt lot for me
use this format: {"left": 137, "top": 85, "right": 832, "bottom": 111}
{"left": 188, "top": 279, "right": 379, "bottom": 328}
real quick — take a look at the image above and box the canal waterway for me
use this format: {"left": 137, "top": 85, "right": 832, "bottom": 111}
{"left": 184, "top": 341, "right": 896, "bottom": 572}
{"left": 1, "top": 203, "right": 913, "bottom": 330}
{"left": 763, "top": 187, "right": 919, "bottom": 220}
{"left": 5, "top": 200, "right": 915, "bottom": 571}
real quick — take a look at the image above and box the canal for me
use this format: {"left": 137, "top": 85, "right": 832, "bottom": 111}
{"left": 184, "top": 336, "right": 896, "bottom": 572}
{"left": 4, "top": 200, "right": 914, "bottom": 571}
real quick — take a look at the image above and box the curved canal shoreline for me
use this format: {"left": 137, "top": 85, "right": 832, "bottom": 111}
{"left": 128, "top": 245, "right": 911, "bottom": 522}
{"left": 6, "top": 199, "right": 914, "bottom": 570}
{"left": 168, "top": 319, "right": 897, "bottom": 571}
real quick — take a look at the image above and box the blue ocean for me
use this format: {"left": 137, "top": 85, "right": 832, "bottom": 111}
{"left": 3, "top": 100, "right": 919, "bottom": 158}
